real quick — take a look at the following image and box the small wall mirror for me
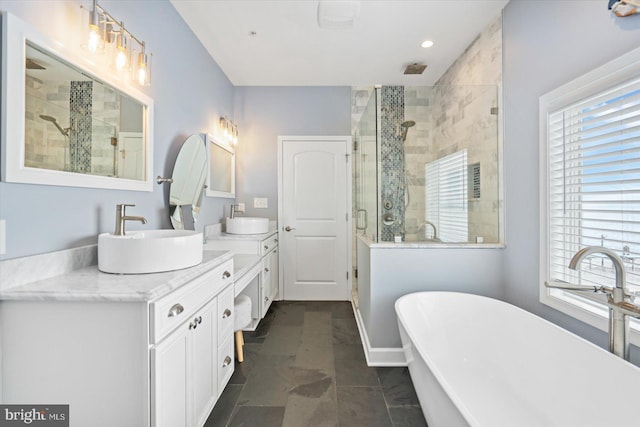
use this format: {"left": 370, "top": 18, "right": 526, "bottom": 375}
{"left": 206, "top": 135, "right": 235, "bottom": 198}
{"left": 1, "top": 13, "right": 154, "bottom": 191}
{"left": 170, "top": 134, "right": 207, "bottom": 229}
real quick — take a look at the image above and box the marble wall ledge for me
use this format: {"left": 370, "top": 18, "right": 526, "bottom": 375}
{"left": 0, "top": 250, "right": 233, "bottom": 303}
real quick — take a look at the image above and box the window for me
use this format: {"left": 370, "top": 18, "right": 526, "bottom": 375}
{"left": 425, "top": 149, "right": 468, "bottom": 242}
{"left": 540, "top": 47, "right": 640, "bottom": 342}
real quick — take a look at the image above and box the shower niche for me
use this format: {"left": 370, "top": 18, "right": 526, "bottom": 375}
{"left": 353, "top": 85, "right": 502, "bottom": 244}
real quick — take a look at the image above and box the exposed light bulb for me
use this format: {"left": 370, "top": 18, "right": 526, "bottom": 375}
{"left": 115, "top": 24, "right": 128, "bottom": 71}
{"left": 88, "top": 25, "right": 100, "bottom": 53}
{"left": 137, "top": 50, "right": 148, "bottom": 85}
{"left": 137, "top": 65, "right": 147, "bottom": 85}
{"left": 116, "top": 47, "right": 127, "bottom": 70}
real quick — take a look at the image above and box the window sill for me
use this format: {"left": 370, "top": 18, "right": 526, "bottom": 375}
{"left": 540, "top": 288, "right": 640, "bottom": 347}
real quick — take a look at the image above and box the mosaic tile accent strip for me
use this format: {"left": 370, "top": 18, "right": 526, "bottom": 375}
{"left": 380, "top": 86, "right": 405, "bottom": 241}
{"left": 70, "top": 81, "right": 93, "bottom": 173}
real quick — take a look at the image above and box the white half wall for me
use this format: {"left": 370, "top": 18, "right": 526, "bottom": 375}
{"left": 356, "top": 236, "right": 504, "bottom": 365}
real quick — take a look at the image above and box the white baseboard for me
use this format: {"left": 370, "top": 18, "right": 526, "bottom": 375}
{"left": 352, "top": 303, "right": 407, "bottom": 367}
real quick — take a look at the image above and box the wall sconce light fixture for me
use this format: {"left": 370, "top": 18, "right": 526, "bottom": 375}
{"left": 219, "top": 116, "right": 239, "bottom": 145}
{"left": 83, "top": 0, "right": 152, "bottom": 86}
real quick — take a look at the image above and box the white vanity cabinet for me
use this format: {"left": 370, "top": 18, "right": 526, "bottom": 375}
{"left": 151, "top": 259, "right": 234, "bottom": 427}
{"left": 0, "top": 251, "right": 234, "bottom": 427}
{"left": 205, "top": 231, "right": 279, "bottom": 322}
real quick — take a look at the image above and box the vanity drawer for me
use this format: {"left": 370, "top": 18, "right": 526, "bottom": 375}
{"left": 217, "top": 285, "right": 234, "bottom": 340}
{"left": 150, "top": 259, "right": 233, "bottom": 343}
{"left": 217, "top": 334, "right": 234, "bottom": 397}
{"left": 260, "top": 234, "right": 278, "bottom": 256}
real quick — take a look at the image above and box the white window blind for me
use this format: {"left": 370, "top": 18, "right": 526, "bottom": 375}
{"left": 548, "top": 77, "right": 640, "bottom": 301}
{"left": 425, "top": 149, "right": 468, "bottom": 242}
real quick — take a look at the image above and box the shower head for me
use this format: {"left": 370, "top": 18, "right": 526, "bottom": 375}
{"left": 39, "top": 114, "right": 70, "bottom": 137}
{"left": 39, "top": 114, "right": 56, "bottom": 122}
{"left": 400, "top": 120, "right": 416, "bottom": 142}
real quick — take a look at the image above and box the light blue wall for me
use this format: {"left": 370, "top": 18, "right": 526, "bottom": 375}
{"left": 502, "top": 0, "right": 640, "bottom": 365}
{"left": 233, "top": 86, "right": 352, "bottom": 219}
{"left": 0, "top": 0, "right": 234, "bottom": 260}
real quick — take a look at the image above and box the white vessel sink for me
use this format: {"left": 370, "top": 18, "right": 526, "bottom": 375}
{"left": 98, "top": 230, "right": 203, "bottom": 274}
{"left": 226, "top": 217, "right": 269, "bottom": 235}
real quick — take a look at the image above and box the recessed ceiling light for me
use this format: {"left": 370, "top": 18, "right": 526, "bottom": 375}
{"left": 317, "top": 1, "right": 360, "bottom": 29}
{"left": 421, "top": 40, "right": 434, "bottom": 49}
{"left": 248, "top": 31, "right": 257, "bottom": 37}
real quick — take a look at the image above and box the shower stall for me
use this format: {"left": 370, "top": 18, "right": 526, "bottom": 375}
{"left": 353, "top": 85, "right": 501, "bottom": 245}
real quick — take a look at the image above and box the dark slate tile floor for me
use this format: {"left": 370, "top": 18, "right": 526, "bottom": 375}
{"left": 204, "top": 301, "right": 427, "bottom": 427}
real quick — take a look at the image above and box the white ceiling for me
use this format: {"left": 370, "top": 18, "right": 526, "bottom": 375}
{"left": 171, "top": 0, "right": 509, "bottom": 86}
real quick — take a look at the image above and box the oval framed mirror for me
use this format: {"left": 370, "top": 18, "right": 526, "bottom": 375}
{"left": 169, "top": 134, "right": 207, "bottom": 229}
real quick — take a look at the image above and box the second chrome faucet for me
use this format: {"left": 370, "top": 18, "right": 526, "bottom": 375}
{"left": 114, "top": 204, "right": 147, "bottom": 236}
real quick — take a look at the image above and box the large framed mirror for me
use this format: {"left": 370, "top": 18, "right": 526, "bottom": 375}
{"left": 170, "top": 134, "right": 207, "bottom": 230}
{"left": 206, "top": 135, "right": 235, "bottom": 198}
{"left": 1, "top": 12, "right": 154, "bottom": 191}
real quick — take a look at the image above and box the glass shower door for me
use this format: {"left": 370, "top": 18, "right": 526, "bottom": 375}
{"left": 355, "top": 90, "right": 378, "bottom": 241}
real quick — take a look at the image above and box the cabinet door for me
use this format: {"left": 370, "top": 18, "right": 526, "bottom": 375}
{"left": 268, "top": 249, "right": 279, "bottom": 301}
{"left": 193, "top": 298, "right": 218, "bottom": 427}
{"left": 260, "top": 256, "right": 272, "bottom": 317}
{"left": 261, "top": 249, "right": 279, "bottom": 316}
{"left": 152, "top": 324, "right": 191, "bottom": 427}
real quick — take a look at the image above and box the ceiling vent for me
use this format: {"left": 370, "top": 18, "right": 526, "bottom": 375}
{"left": 317, "top": 1, "right": 360, "bottom": 29}
{"left": 404, "top": 63, "right": 428, "bottom": 75}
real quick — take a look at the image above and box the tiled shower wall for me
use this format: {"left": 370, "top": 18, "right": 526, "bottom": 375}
{"left": 379, "top": 86, "right": 405, "bottom": 241}
{"left": 351, "top": 13, "right": 503, "bottom": 244}
{"left": 431, "top": 14, "right": 502, "bottom": 243}
{"left": 25, "top": 76, "right": 121, "bottom": 176}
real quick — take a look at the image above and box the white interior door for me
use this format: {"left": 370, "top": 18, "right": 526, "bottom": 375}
{"left": 117, "top": 131, "right": 144, "bottom": 180}
{"left": 278, "top": 136, "right": 351, "bottom": 300}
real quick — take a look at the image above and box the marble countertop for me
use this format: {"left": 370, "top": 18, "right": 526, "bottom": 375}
{"left": 0, "top": 250, "right": 234, "bottom": 303}
{"left": 234, "top": 254, "right": 262, "bottom": 279}
{"left": 209, "top": 228, "right": 278, "bottom": 241}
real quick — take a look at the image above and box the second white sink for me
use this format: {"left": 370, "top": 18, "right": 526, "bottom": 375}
{"left": 98, "top": 230, "right": 203, "bottom": 274}
{"left": 226, "top": 217, "right": 269, "bottom": 234}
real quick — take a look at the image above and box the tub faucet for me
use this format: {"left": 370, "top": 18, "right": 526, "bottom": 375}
{"left": 114, "top": 204, "right": 147, "bottom": 236}
{"left": 546, "top": 246, "right": 640, "bottom": 361}
{"left": 419, "top": 221, "right": 439, "bottom": 241}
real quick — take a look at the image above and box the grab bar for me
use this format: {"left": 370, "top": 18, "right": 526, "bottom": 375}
{"left": 356, "top": 209, "right": 368, "bottom": 231}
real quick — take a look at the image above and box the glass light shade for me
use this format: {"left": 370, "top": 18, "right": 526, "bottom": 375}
{"left": 87, "top": 25, "right": 100, "bottom": 53}
{"left": 114, "top": 32, "right": 128, "bottom": 71}
{"left": 135, "top": 51, "right": 150, "bottom": 86}
{"left": 116, "top": 47, "right": 127, "bottom": 70}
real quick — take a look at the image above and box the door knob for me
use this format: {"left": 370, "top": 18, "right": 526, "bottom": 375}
{"left": 285, "top": 226, "right": 295, "bottom": 232}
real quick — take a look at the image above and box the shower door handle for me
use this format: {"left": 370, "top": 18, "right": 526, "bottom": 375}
{"left": 284, "top": 226, "right": 295, "bottom": 232}
{"left": 356, "top": 209, "right": 368, "bottom": 231}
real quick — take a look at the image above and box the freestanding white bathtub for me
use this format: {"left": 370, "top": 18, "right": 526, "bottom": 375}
{"left": 395, "top": 292, "right": 640, "bottom": 427}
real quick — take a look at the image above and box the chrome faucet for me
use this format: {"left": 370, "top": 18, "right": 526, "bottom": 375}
{"left": 546, "top": 246, "right": 640, "bottom": 361}
{"left": 418, "top": 221, "right": 439, "bottom": 241}
{"left": 230, "top": 204, "right": 243, "bottom": 219}
{"left": 114, "top": 204, "right": 147, "bottom": 236}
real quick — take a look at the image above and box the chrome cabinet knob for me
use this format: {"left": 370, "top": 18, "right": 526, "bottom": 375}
{"left": 168, "top": 303, "right": 184, "bottom": 318}
{"left": 222, "top": 356, "right": 232, "bottom": 367}
{"left": 222, "top": 271, "right": 231, "bottom": 279}
{"left": 264, "top": 245, "right": 269, "bottom": 250}
{"left": 222, "top": 308, "right": 232, "bottom": 319}
{"left": 284, "top": 226, "right": 295, "bottom": 232}
{"left": 265, "top": 268, "right": 269, "bottom": 273}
